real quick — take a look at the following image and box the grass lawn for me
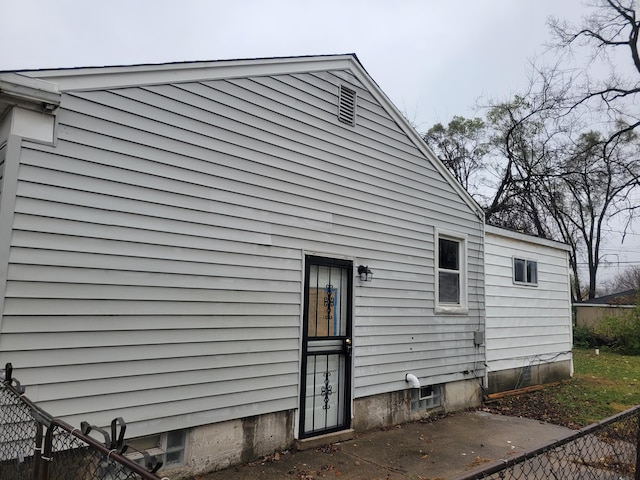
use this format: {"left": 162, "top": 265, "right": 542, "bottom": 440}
{"left": 553, "top": 347, "right": 640, "bottom": 425}
{"left": 485, "top": 348, "right": 640, "bottom": 428}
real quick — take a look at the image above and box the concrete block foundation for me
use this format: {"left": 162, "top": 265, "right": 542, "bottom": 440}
{"left": 161, "top": 379, "right": 483, "bottom": 478}
{"left": 164, "top": 410, "right": 294, "bottom": 479}
{"left": 353, "top": 378, "right": 482, "bottom": 432}
{"left": 487, "top": 359, "right": 573, "bottom": 394}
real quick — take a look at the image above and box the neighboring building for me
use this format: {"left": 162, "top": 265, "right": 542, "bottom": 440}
{"left": 0, "top": 55, "right": 486, "bottom": 477}
{"left": 574, "top": 289, "right": 639, "bottom": 328}
{"left": 484, "top": 225, "right": 573, "bottom": 394}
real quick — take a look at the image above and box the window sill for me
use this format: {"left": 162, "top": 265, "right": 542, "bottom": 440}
{"left": 435, "top": 305, "right": 469, "bottom": 315}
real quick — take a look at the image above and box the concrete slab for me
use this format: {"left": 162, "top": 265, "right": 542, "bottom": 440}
{"left": 295, "top": 429, "right": 355, "bottom": 451}
{"left": 195, "top": 411, "right": 574, "bottom": 480}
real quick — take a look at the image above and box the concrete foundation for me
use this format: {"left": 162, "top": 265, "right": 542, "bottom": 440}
{"left": 164, "top": 410, "right": 294, "bottom": 478}
{"left": 161, "top": 378, "right": 483, "bottom": 478}
{"left": 353, "top": 378, "right": 482, "bottom": 432}
{"left": 443, "top": 378, "right": 483, "bottom": 411}
{"left": 353, "top": 389, "right": 418, "bottom": 432}
{"left": 487, "top": 359, "right": 572, "bottom": 394}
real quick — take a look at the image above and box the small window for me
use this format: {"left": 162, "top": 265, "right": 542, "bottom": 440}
{"left": 411, "top": 384, "right": 442, "bottom": 411}
{"left": 438, "top": 238, "right": 460, "bottom": 304}
{"left": 514, "top": 258, "right": 538, "bottom": 285}
{"left": 338, "top": 85, "right": 357, "bottom": 126}
{"left": 435, "top": 231, "right": 468, "bottom": 313}
{"left": 127, "top": 429, "right": 187, "bottom": 469}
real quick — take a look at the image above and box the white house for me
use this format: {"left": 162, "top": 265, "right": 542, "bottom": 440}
{"left": 484, "top": 225, "right": 573, "bottom": 394}
{"left": 0, "top": 55, "right": 487, "bottom": 477}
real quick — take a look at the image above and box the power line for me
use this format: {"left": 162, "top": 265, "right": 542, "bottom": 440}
{"left": 576, "top": 261, "right": 640, "bottom": 266}
{"left": 601, "top": 228, "right": 640, "bottom": 236}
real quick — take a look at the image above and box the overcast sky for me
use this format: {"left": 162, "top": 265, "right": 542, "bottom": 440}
{"left": 3, "top": 1, "right": 586, "bottom": 128}
{"left": 3, "top": 0, "right": 638, "bottom": 285}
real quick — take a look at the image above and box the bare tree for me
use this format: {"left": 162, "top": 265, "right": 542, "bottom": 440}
{"left": 549, "top": 0, "right": 640, "bottom": 153}
{"left": 422, "top": 2, "right": 640, "bottom": 299}
{"left": 425, "top": 64, "right": 640, "bottom": 300}
{"left": 553, "top": 128, "right": 640, "bottom": 298}
{"left": 606, "top": 264, "right": 640, "bottom": 291}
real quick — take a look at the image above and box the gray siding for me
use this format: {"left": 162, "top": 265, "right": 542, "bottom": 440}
{"left": 485, "top": 228, "right": 572, "bottom": 373}
{"left": 0, "top": 67, "right": 484, "bottom": 436}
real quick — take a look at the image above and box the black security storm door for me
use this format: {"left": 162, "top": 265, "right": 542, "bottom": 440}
{"left": 300, "top": 256, "right": 353, "bottom": 438}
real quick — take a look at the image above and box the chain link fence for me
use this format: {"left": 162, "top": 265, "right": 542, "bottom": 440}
{"left": 454, "top": 405, "right": 640, "bottom": 480}
{"left": 1, "top": 363, "right": 169, "bottom": 480}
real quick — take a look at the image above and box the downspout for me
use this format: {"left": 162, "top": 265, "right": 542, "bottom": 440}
{"left": 479, "top": 215, "right": 488, "bottom": 394}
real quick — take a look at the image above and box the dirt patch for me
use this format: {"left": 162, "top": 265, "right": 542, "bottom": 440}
{"left": 480, "top": 388, "right": 583, "bottom": 430}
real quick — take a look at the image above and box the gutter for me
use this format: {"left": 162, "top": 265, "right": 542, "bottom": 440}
{"left": 0, "top": 73, "right": 61, "bottom": 112}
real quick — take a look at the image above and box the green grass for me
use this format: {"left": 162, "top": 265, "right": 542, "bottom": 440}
{"left": 552, "top": 348, "right": 640, "bottom": 425}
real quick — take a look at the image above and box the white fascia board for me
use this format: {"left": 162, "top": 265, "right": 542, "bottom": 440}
{"left": 0, "top": 73, "right": 61, "bottom": 110}
{"left": 16, "top": 55, "right": 356, "bottom": 92}
{"left": 485, "top": 224, "right": 571, "bottom": 252}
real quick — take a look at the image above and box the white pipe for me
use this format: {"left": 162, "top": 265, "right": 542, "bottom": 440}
{"left": 405, "top": 373, "right": 420, "bottom": 389}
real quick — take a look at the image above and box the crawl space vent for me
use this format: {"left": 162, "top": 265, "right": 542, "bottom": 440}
{"left": 338, "top": 85, "right": 357, "bottom": 126}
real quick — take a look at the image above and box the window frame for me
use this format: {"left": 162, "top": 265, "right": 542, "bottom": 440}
{"left": 435, "top": 230, "right": 468, "bottom": 314}
{"left": 512, "top": 257, "right": 538, "bottom": 286}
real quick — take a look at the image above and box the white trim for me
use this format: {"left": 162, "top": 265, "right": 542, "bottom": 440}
{"left": 13, "top": 56, "right": 356, "bottom": 92}
{"left": 0, "top": 73, "right": 60, "bottom": 110}
{"left": 9, "top": 107, "right": 57, "bottom": 144}
{"left": 485, "top": 224, "right": 571, "bottom": 252}
{"left": 435, "top": 229, "right": 468, "bottom": 315}
{"left": 0, "top": 136, "right": 21, "bottom": 333}
{"left": 295, "top": 249, "right": 304, "bottom": 440}
{"left": 512, "top": 256, "right": 539, "bottom": 287}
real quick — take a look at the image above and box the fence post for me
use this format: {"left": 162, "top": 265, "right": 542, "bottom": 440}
{"left": 33, "top": 422, "right": 43, "bottom": 480}
{"left": 38, "top": 423, "right": 56, "bottom": 480}
{"left": 636, "top": 408, "right": 640, "bottom": 480}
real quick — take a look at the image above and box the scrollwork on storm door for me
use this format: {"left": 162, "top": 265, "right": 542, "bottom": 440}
{"left": 321, "top": 284, "right": 335, "bottom": 410}
{"left": 321, "top": 371, "right": 333, "bottom": 410}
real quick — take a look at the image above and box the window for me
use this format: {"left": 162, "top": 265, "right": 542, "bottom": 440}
{"left": 127, "top": 429, "right": 187, "bottom": 469}
{"left": 436, "top": 231, "right": 467, "bottom": 313}
{"left": 411, "top": 384, "right": 442, "bottom": 411}
{"left": 513, "top": 258, "right": 538, "bottom": 285}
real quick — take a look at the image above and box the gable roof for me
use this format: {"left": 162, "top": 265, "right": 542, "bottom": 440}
{"left": 1, "top": 54, "right": 484, "bottom": 219}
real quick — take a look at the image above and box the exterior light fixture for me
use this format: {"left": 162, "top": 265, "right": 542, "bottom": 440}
{"left": 357, "top": 265, "right": 373, "bottom": 282}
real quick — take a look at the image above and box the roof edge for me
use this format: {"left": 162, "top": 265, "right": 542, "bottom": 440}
{"left": 5, "top": 54, "right": 359, "bottom": 92}
{"left": 0, "top": 73, "right": 61, "bottom": 112}
{"left": 485, "top": 224, "right": 571, "bottom": 251}
{"left": 345, "top": 60, "right": 485, "bottom": 220}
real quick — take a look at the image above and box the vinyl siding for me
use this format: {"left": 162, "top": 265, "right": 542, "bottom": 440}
{"left": 0, "top": 67, "right": 484, "bottom": 436}
{"left": 485, "top": 228, "right": 572, "bottom": 374}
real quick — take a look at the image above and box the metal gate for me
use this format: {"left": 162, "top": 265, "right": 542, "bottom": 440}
{"left": 300, "top": 256, "right": 353, "bottom": 439}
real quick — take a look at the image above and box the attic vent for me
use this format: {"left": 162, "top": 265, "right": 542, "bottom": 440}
{"left": 338, "top": 85, "right": 357, "bottom": 126}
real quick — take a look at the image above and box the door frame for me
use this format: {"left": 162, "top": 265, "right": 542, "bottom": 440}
{"left": 299, "top": 254, "right": 353, "bottom": 439}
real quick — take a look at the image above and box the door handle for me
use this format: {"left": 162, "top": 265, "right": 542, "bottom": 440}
{"left": 344, "top": 338, "right": 352, "bottom": 355}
